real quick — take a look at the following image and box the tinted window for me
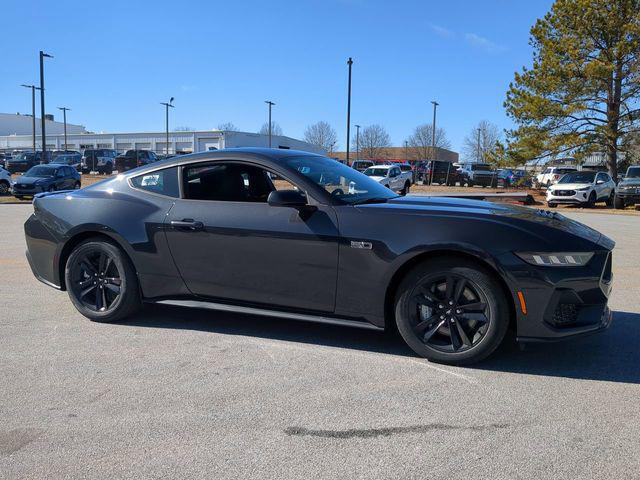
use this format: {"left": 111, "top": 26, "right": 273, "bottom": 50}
{"left": 627, "top": 167, "right": 640, "bottom": 178}
{"left": 183, "top": 162, "right": 286, "bottom": 202}
{"left": 131, "top": 167, "right": 179, "bottom": 197}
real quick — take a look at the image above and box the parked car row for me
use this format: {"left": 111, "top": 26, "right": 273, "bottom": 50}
{"left": 12, "top": 164, "right": 81, "bottom": 199}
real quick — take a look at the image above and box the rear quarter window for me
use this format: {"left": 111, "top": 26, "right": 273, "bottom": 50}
{"left": 130, "top": 167, "right": 179, "bottom": 197}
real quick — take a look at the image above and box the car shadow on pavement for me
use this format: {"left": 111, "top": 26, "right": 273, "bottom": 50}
{"left": 478, "top": 310, "right": 640, "bottom": 384}
{"left": 121, "top": 306, "right": 640, "bottom": 384}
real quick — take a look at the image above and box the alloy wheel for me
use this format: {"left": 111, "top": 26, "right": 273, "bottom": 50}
{"left": 408, "top": 274, "right": 490, "bottom": 353}
{"left": 70, "top": 250, "right": 122, "bottom": 312}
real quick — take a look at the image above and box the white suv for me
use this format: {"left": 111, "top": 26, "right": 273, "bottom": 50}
{"left": 0, "top": 167, "right": 12, "bottom": 195}
{"left": 535, "top": 166, "right": 577, "bottom": 188}
{"left": 547, "top": 171, "right": 616, "bottom": 208}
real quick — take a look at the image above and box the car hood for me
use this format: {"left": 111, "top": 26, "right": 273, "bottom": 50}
{"left": 549, "top": 182, "right": 592, "bottom": 190}
{"left": 15, "top": 176, "right": 51, "bottom": 185}
{"left": 366, "top": 195, "right": 612, "bottom": 249}
{"left": 619, "top": 178, "right": 640, "bottom": 187}
{"left": 367, "top": 176, "right": 386, "bottom": 182}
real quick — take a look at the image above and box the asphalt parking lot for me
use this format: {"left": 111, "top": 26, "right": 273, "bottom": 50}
{"left": 1, "top": 204, "right": 639, "bottom": 479}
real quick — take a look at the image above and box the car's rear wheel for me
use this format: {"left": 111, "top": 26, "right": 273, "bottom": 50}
{"left": 65, "top": 239, "right": 141, "bottom": 323}
{"left": 105, "top": 163, "right": 113, "bottom": 175}
{"left": 0, "top": 180, "right": 9, "bottom": 195}
{"left": 394, "top": 258, "right": 509, "bottom": 365}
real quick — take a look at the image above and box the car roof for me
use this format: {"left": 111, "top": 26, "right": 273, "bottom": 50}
{"left": 119, "top": 147, "right": 325, "bottom": 177}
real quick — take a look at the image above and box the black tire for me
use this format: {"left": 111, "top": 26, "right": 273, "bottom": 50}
{"left": 605, "top": 191, "right": 614, "bottom": 207}
{"left": 74, "top": 181, "right": 81, "bottom": 189}
{"left": 65, "top": 239, "right": 141, "bottom": 323}
{"left": 394, "top": 258, "right": 510, "bottom": 365}
{"left": 0, "top": 180, "right": 9, "bottom": 195}
{"left": 47, "top": 185, "right": 55, "bottom": 192}
{"left": 105, "top": 163, "right": 113, "bottom": 175}
{"left": 401, "top": 182, "right": 410, "bottom": 196}
{"left": 614, "top": 194, "right": 625, "bottom": 210}
{"left": 587, "top": 190, "right": 596, "bottom": 207}
{"left": 547, "top": 202, "right": 557, "bottom": 208}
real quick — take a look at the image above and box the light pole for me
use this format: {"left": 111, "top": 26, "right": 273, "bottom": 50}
{"left": 345, "top": 57, "right": 353, "bottom": 165}
{"left": 404, "top": 140, "right": 408, "bottom": 163}
{"left": 21, "top": 84, "right": 41, "bottom": 153}
{"left": 476, "top": 127, "right": 482, "bottom": 162}
{"left": 58, "top": 107, "right": 70, "bottom": 151}
{"left": 160, "top": 97, "right": 174, "bottom": 156}
{"left": 264, "top": 100, "right": 275, "bottom": 148}
{"left": 355, "top": 124, "right": 360, "bottom": 161}
{"left": 39, "top": 51, "right": 53, "bottom": 158}
{"left": 429, "top": 100, "right": 439, "bottom": 185}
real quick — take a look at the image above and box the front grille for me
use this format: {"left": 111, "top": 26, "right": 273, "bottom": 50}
{"left": 554, "top": 190, "right": 576, "bottom": 196}
{"left": 14, "top": 185, "right": 34, "bottom": 191}
{"left": 553, "top": 303, "right": 579, "bottom": 326}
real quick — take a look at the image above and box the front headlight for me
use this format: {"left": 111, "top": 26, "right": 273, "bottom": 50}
{"left": 575, "top": 186, "right": 590, "bottom": 191}
{"left": 515, "top": 252, "right": 594, "bottom": 267}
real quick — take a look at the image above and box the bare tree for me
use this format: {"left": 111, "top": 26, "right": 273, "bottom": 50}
{"left": 259, "top": 122, "right": 283, "bottom": 136}
{"left": 352, "top": 124, "right": 391, "bottom": 160}
{"left": 405, "top": 124, "right": 452, "bottom": 160}
{"left": 217, "top": 122, "right": 238, "bottom": 131}
{"left": 462, "top": 120, "right": 502, "bottom": 162}
{"left": 303, "top": 121, "right": 337, "bottom": 152}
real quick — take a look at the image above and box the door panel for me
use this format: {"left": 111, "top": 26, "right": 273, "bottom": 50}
{"left": 165, "top": 201, "right": 340, "bottom": 312}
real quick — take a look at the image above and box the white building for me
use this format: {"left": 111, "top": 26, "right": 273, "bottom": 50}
{"left": 0, "top": 123, "right": 323, "bottom": 156}
{"left": 0, "top": 113, "right": 86, "bottom": 137}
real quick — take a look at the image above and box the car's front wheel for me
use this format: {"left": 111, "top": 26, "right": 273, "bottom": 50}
{"left": 587, "top": 190, "right": 597, "bottom": 207}
{"left": 394, "top": 258, "right": 509, "bottom": 365}
{"left": 0, "top": 180, "right": 9, "bottom": 195}
{"left": 65, "top": 239, "right": 141, "bottom": 323}
{"left": 614, "top": 194, "right": 625, "bottom": 210}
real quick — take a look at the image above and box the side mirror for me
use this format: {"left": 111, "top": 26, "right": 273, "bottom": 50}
{"left": 267, "top": 189, "right": 308, "bottom": 207}
{"left": 596, "top": 179, "right": 605, "bottom": 185}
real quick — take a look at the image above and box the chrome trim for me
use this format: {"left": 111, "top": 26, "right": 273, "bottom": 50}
{"left": 153, "top": 299, "right": 383, "bottom": 331}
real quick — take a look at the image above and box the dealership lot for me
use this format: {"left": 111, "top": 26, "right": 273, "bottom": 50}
{"left": 1, "top": 204, "right": 639, "bottom": 479}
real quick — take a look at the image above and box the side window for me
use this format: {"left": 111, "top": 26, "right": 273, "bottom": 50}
{"left": 183, "top": 162, "right": 299, "bottom": 202}
{"left": 131, "top": 167, "right": 179, "bottom": 197}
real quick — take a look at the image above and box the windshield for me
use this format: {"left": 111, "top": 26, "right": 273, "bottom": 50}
{"left": 363, "top": 167, "right": 390, "bottom": 177}
{"left": 24, "top": 166, "right": 55, "bottom": 177}
{"left": 558, "top": 171, "right": 596, "bottom": 184}
{"left": 626, "top": 167, "right": 640, "bottom": 178}
{"left": 283, "top": 156, "right": 397, "bottom": 205}
{"left": 471, "top": 164, "right": 491, "bottom": 171}
{"left": 14, "top": 153, "right": 34, "bottom": 162}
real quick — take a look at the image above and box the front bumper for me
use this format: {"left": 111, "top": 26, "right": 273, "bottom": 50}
{"left": 498, "top": 250, "right": 613, "bottom": 342}
{"left": 616, "top": 190, "right": 640, "bottom": 204}
{"left": 13, "top": 185, "right": 44, "bottom": 197}
{"left": 547, "top": 190, "right": 590, "bottom": 204}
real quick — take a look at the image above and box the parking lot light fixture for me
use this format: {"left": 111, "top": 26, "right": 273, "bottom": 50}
{"left": 346, "top": 57, "right": 353, "bottom": 165}
{"left": 39, "top": 51, "right": 53, "bottom": 157}
{"left": 429, "top": 100, "right": 439, "bottom": 185}
{"left": 160, "top": 97, "right": 175, "bottom": 156}
{"left": 264, "top": 101, "right": 275, "bottom": 148}
{"left": 21, "top": 84, "right": 41, "bottom": 153}
{"left": 58, "top": 107, "right": 70, "bottom": 152}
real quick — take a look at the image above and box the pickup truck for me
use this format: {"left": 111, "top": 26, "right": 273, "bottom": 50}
{"left": 363, "top": 164, "right": 412, "bottom": 195}
{"left": 458, "top": 162, "right": 497, "bottom": 187}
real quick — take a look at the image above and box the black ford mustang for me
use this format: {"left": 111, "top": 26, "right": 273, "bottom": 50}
{"left": 24, "top": 148, "right": 614, "bottom": 364}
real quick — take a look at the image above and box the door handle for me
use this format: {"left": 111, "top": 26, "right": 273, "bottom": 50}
{"left": 170, "top": 219, "right": 204, "bottom": 231}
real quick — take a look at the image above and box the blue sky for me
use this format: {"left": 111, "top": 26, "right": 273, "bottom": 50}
{"left": 1, "top": 0, "right": 553, "bottom": 153}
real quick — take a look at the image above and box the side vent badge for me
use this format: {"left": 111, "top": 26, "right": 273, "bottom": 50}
{"left": 350, "top": 241, "right": 373, "bottom": 250}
